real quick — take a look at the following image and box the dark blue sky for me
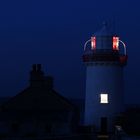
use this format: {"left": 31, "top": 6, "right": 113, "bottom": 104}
{"left": 0, "top": 0, "right": 140, "bottom": 104}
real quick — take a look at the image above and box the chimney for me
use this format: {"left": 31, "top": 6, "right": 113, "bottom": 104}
{"left": 32, "top": 64, "right": 36, "bottom": 71}
{"left": 37, "top": 64, "right": 41, "bottom": 72}
{"left": 30, "top": 64, "right": 45, "bottom": 87}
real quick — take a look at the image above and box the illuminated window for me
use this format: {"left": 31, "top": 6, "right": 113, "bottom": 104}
{"left": 113, "top": 37, "right": 119, "bottom": 50}
{"left": 91, "top": 36, "right": 96, "bottom": 50}
{"left": 100, "top": 94, "right": 108, "bottom": 104}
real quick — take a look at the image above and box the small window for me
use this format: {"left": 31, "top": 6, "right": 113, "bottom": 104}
{"left": 91, "top": 36, "right": 96, "bottom": 50}
{"left": 100, "top": 94, "right": 108, "bottom": 104}
{"left": 113, "top": 37, "right": 119, "bottom": 50}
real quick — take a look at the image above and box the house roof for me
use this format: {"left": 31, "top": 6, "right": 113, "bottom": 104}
{"left": 1, "top": 86, "right": 75, "bottom": 111}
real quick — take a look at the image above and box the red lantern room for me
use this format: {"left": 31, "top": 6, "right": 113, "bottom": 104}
{"left": 83, "top": 23, "right": 127, "bottom": 65}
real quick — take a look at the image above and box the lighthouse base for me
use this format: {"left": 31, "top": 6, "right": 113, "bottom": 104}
{"left": 84, "top": 114, "right": 124, "bottom": 133}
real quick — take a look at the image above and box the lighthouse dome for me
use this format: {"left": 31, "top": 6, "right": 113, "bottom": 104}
{"left": 94, "top": 22, "right": 113, "bottom": 36}
{"left": 92, "top": 23, "right": 115, "bottom": 50}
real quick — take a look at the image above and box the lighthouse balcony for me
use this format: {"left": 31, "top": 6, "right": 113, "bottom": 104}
{"left": 82, "top": 49, "right": 127, "bottom": 65}
{"left": 83, "top": 49, "right": 119, "bottom": 62}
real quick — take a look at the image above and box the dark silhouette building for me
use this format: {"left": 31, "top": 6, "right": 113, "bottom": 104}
{"left": 0, "top": 64, "right": 79, "bottom": 137}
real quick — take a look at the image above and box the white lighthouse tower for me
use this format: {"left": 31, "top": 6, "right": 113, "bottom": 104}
{"left": 83, "top": 23, "right": 127, "bottom": 132}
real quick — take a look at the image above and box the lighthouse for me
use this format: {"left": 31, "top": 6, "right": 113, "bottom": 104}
{"left": 83, "top": 23, "right": 127, "bottom": 132}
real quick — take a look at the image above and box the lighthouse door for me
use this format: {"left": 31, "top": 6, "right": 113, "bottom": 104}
{"left": 100, "top": 117, "right": 107, "bottom": 134}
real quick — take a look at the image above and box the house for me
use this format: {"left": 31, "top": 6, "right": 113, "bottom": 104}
{"left": 0, "top": 64, "right": 79, "bottom": 137}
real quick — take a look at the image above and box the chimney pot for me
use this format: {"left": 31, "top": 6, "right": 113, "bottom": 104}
{"left": 37, "top": 64, "right": 41, "bottom": 71}
{"left": 32, "top": 64, "right": 36, "bottom": 71}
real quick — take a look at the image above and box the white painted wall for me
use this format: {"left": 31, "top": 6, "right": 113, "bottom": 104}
{"left": 84, "top": 63, "right": 124, "bottom": 131}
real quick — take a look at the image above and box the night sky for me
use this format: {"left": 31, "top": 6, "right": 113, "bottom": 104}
{"left": 0, "top": 0, "right": 140, "bottom": 104}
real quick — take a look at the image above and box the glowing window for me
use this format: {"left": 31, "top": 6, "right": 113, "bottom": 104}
{"left": 113, "top": 37, "right": 119, "bottom": 50}
{"left": 91, "top": 37, "right": 96, "bottom": 50}
{"left": 100, "top": 94, "right": 108, "bottom": 104}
